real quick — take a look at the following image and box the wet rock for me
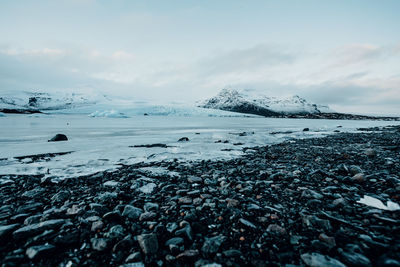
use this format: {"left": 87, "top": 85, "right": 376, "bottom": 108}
{"left": 301, "top": 252, "right": 346, "bottom": 267}
{"left": 0, "top": 224, "right": 20, "bottom": 239}
{"left": 364, "top": 148, "right": 377, "bottom": 157}
{"left": 122, "top": 205, "right": 143, "bottom": 220}
{"left": 178, "top": 137, "right": 190, "bottom": 142}
{"left": 105, "top": 225, "right": 125, "bottom": 239}
{"left": 303, "top": 128, "right": 310, "bottom": 131}
{"left": 103, "top": 180, "right": 120, "bottom": 187}
{"left": 340, "top": 251, "right": 371, "bottom": 267}
{"left": 202, "top": 235, "right": 226, "bottom": 255}
{"left": 51, "top": 190, "right": 70, "bottom": 203}
{"left": 239, "top": 218, "right": 257, "bottom": 229}
{"left": 13, "top": 219, "right": 67, "bottom": 239}
{"left": 139, "top": 211, "right": 157, "bottom": 221}
{"left": 144, "top": 202, "right": 159, "bottom": 212}
{"left": 26, "top": 244, "right": 55, "bottom": 259}
{"left": 137, "top": 234, "right": 158, "bottom": 255}
{"left": 48, "top": 133, "right": 68, "bottom": 142}
{"left": 125, "top": 252, "right": 142, "bottom": 263}
{"left": 266, "top": 224, "right": 287, "bottom": 235}
{"left": 91, "top": 220, "right": 104, "bottom": 232}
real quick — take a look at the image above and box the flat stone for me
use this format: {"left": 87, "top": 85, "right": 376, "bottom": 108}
{"left": 301, "top": 252, "right": 346, "bottom": 267}
{"left": 0, "top": 224, "right": 20, "bottom": 239}
{"left": 103, "top": 180, "right": 120, "bottom": 187}
{"left": 239, "top": 218, "right": 257, "bottom": 229}
{"left": 13, "top": 219, "right": 67, "bottom": 239}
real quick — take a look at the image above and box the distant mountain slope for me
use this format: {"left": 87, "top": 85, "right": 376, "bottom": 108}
{"left": 198, "top": 88, "right": 332, "bottom": 116}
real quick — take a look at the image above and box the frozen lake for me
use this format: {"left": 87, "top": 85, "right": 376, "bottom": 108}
{"left": 1, "top": 114, "right": 399, "bottom": 180}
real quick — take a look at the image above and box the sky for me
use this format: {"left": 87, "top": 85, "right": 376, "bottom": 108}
{"left": 0, "top": 0, "right": 399, "bottom": 115}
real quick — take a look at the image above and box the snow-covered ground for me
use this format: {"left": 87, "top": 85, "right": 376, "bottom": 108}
{"left": 1, "top": 114, "right": 399, "bottom": 181}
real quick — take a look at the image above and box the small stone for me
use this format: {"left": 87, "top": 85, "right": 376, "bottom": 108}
{"left": 26, "top": 244, "right": 55, "bottom": 259}
{"left": 340, "top": 251, "right": 371, "bottom": 267}
{"left": 165, "top": 237, "right": 184, "bottom": 246}
{"left": 226, "top": 198, "right": 240, "bottom": 207}
{"left": 267, "top": 224, "right": 286, "bottom": 235}
{"left": 103, "top": 180, "right": 120, "bottom": 187}
{"left": 91, "top": 220, "right": 104, "bottom": 232}
{"left": 104, "top": 225, "right": 125, "bottom": 239}
{"left": 144, "top": 202, "right": 159, "bottom": 212}
{"left": 187, "top": 176, "right": 202, "bottom": 183}
{"left": 178, "top": 197, "right": 193, "bottom": 204}
{"left": 51, "top": 190, "right": 70, "bottom": 203}
{"left": 176, "top": 249, "right": 199, "bottom": 260}
{"left": 137, "top": 234, "right": 158, "bottom": 255}
{"left": 122, "top": 205, "right": 143, "bottom": 220}
{"left": 303, "top": 128, "right": 310, "bottom": 131}
{"left": 239, "top": 218, "right": 257, "bottom": 229}
{"left": 125, "top": 252, "right": 142, "bottom": 263}
{"left": 91, "top": 238, "right": 109, "bottom": 251}
{"left": 139, "top": 212, "right": 157, "bottom": 221}
{"left": 202, "top": 235, "right": 226, "bottom": 255}
{"left": 352, "top": 173, "right": 365, "bottom": 183}
{"left": 178, "top": 137, "right": 189, "bottom": 142}
{"left": 319, "top": 233, "right": 336, "bottom": 247}
{"left": 364, "top": 148, "right": 377, "bottom": 157}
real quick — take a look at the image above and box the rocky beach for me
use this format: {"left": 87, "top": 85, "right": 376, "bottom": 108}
{"left": 1, "top": 125, "right": 400, "bottom": 267}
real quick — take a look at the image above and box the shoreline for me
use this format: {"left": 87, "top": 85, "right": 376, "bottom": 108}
{"left": 1, "top": 126, "right": 400, "bottom": 266}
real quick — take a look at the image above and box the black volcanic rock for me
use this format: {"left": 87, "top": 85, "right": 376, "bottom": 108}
{"left": 48, "top": 134, "right": 68, "bottom": 142}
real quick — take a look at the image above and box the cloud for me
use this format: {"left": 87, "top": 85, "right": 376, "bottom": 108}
{"left": 198, "top": 44, "right": 297, "bottom": 75}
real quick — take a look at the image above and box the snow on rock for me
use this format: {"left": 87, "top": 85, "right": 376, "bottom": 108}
{"left": 357, "top": 195, "right": 400, "bottom": 211}
{"left": 199, "top": 88, "right": 333, "bottom": 116}
{"left": 89, "top": 110, "right": 128, "bottom": 118}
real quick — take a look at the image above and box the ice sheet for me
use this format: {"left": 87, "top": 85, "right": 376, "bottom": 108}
{"left": 1, "top": 114, "right": 399, "bottom": 180}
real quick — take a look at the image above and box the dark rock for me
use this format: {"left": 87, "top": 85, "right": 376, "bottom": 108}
{"left": 340, "top": 251, "right": 371, "bottom": 267}
{"left": 202, "top": 235, "right": 226, "bottom": 255}
{"left": 178, "top": 137, "right": 189, "bottom": 142}
{"left": 13, "top": 219, "right": 67, "bottom": 239}
{"left": 303, "top": 128, "right": 310, "bottom": 131}
{"left": 0, "top": 224, "right": 20, "bottom": 239}
{"left": 301, "top": 252, "right": 346, "bottom": 267}
{"left": 122, "top": 205, "right": 143, "bottom": 220}
{"left": 48, "top": 134, "right": 68, "bottom": 142}
{"left": 165, "top": 237, "right": 184, "bottom": 247}
{"left": 137, "top": 234, "right": 158, "bottom": 255}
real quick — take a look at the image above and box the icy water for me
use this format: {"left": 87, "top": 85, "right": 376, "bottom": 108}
{"left": 1, "top": 114, "right": 399, "bottom": 180}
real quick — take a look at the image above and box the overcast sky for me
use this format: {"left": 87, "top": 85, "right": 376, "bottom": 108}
{"left": 0, "top": 0, "right": 399, "bottom": 115}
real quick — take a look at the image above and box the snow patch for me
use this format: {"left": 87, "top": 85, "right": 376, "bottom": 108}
{"left": 0, "top": 112, "right": 5, "bottom": 117}
{"left": 89, "top": 110, "right": 128, "bottom": 118}
{"left": 357, "top": 195, "right": 400, "bottom": 211}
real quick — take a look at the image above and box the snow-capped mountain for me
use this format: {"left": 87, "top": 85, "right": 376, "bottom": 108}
{"left": 0, "top": 90, "right": 106, "bottom": 111}
{"left": 198, "top": 88, "right": 332, "bottom": 116}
